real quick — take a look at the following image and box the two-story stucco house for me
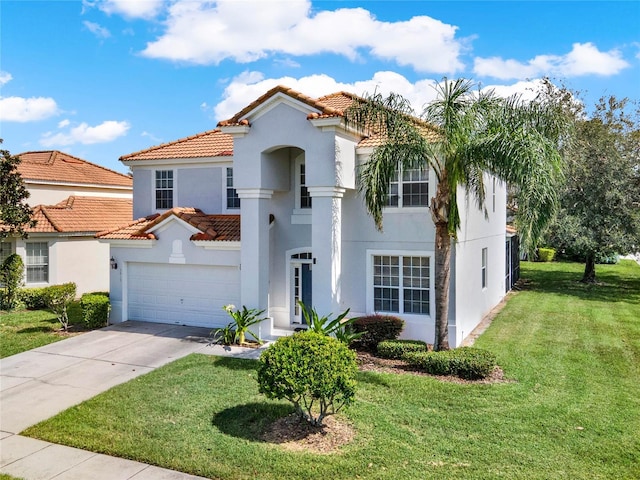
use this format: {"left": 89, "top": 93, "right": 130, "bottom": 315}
{"left": 0, "top": 151, "right": 132, "bottom": 295}
{"left": 100, "top": 86, "right": 516, "bottom": 347}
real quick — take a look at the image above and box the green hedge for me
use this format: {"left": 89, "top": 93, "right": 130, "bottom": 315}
{"left": 377, "top": 339, "right": 428, "bottom": 359}
{"left": 537, "top": 247, "right": 556, "bottom": 262}
{"left": 404, "top": 347, "right": 497, "bottom": 380}
{"left": 80, "top": 292, "right": 110, "bottom": 329}
{"left": 352, "top": 315, "right": 404, "bottom": 350}
{"left": 19, "top": 288, "right": 48, "bottom": 310}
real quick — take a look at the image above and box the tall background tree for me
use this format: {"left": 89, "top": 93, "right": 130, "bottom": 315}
{"left": 0, "top": 141, "right": 34, "bottom": 238}
{"left": 345, "top": 79, "right": 569, "bottom": 350}
{"left": 544, "top": 96, "right": 640, "bottom": 283}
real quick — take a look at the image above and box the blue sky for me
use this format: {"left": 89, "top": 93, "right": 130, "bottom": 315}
{"left": 1, "top": 0, "right": 638, "bottom": 174}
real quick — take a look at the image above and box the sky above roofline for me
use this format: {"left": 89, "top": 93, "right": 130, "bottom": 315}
{"left": 1, "top": 0, "right": 638, "bottom": 173}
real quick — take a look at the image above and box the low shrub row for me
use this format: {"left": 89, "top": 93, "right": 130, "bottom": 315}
{"left": 377, "top": 339, "right": 428, "bottom": 359}
{"left": 404, "top": 347, "right": 497, "bottom": 380}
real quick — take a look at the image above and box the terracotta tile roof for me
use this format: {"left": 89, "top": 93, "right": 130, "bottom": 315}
{"left": 17, "top": 151, "right": 132, "bottom": 187}
{"left": 218, "top": 85, "right": 439, "bottom": 144}
{"left": 218, "top": 85, "right": 356, "bottom": 126}
{"left": 120, "top": 129, "right": 233, "bottom": 162}
{"left": 97, "top": 207, "right": 241, "bottom": 242}
{"left": 24, "top": 197, "right": 133, "bottom": 234}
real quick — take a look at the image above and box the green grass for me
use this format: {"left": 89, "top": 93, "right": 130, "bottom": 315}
{"left": 22, "top": 261, "right": 640, "bottom": 479}
{"left": 0, "top": 302, "right": 84, "bottom": 358}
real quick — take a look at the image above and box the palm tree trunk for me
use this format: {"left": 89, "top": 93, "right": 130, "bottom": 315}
{"left": 581, "top": 253, "right": 597, "bottom": 283}
{"left": 434, "top": 222, "right": 451, "bottom": 351}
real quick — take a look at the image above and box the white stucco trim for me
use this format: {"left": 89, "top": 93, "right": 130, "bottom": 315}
{"left": 219, "top": 125, "right": 251, "bottom": 137}
{"left": 123, "top": 157, "right": 233, "bottom": 168}
{"left": 365, "top": 249, "right": 436, "bottom": 322}
{"left": 307, "top": 186, "right": 346, "bottom": 198}
{"left": 309, "top": 117, "right": 342, "bottom": 130}
{"left": 285, "top": 247, "right": 313, "bottom": 325}
{"left": 147, "top": 216, "right": 200, "bottom": 236}
{"left": 98, "top": 239, "right": 156, "bottom": 248}
{"left": 151, "top": 168, "right": 176, "bottom": 214}
{"left": 236, "top": 188, "right": 274, "bottom": 199}
{"left": 192, "top": 241, "right": 241, "bottom": 250}
{"left": 25, "top": 179, "right": 132, "bottom": 191}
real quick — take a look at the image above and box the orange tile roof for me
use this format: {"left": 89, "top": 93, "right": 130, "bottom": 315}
{"left": 120, "top": 129, "right": 233, "bottom": 162}
{"left": 24, "top": 197, "right": 133, "bottom": 234}
{"left": 17, "top": 151, "right": 132, "bottom": 187}
{"left": 97, "top": 207, "right": 241, "bottom": 242}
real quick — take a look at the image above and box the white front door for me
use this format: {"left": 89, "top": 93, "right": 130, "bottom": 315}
{"left": 290, "top": 252, "right": 312, "bottom": 324}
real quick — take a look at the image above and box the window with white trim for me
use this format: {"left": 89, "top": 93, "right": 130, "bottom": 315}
{"left": 155, "top": 170, "right": 173, "bottom": 209}
{"left": 226, "top": 168, "right": 240, "bottom": 209}
{"left": 300, "top": 163, "right": 311, "bottom": 209}
{"left": 481, "top": 247, "right": 488, "bottom": 289}
{"left": 373, "top": 254, "right": 430, "bottom": 314}
{"left": 26, "top": 242, "right": 49, "bottom": 283}
{"left": 386, "top": 167, "right": 429, "bottom": 208}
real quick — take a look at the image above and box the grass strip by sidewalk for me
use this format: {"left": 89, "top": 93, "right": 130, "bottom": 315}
{"left": 0, "top": 302, "right": 84, "bottom": 358}
{"left": 22, "top": 261, "right": 640, "bottom": 479}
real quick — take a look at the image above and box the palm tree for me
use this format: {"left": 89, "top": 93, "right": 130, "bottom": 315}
{"left": 345, "top": 78, "right": 569, "bottom": 350}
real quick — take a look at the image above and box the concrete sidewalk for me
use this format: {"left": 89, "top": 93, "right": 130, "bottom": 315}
{"left": 0, "top": 321, "right": 268, "bottom": 480}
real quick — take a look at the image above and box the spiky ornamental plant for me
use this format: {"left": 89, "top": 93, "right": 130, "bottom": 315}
{"left": 344, "top": 78, "right": 570, "bottom": 350}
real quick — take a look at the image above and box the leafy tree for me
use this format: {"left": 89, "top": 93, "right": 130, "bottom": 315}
{"left": 0, "top": 141, "right": 34, "bottom": 238}
{"left": 545, "top": 96, "right": 640, "bottom": 282}
{"left": 345, "top": 78, "right": 569, "bottom": 350}
{"left": 1, "top": 253, "right": 24, "bottom": 310}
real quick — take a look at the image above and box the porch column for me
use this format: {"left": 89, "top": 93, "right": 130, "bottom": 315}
{"left": 308, "top": 186, "right": 345, "bottom": 317}
{"left": 237, "top": 188, "right": 273, "bottom": 337}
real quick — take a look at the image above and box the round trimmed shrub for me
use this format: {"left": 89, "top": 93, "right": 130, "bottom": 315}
{"left": 19, "top": 287, "right": 48, "bottom": 310}
{"left": 257, "top": 331, "right": 357, "bottom": 426}
{"left": 352, "top": 315, "right": 404, "bottom": 350}
{"left": 537, "top": 247, "right": 556, "bottom": 262}
{"left": 377, "top": 339, "right": 428, "bottom": 359}
{"left": 80, "top": 292, "right": 110, "bottom": 329}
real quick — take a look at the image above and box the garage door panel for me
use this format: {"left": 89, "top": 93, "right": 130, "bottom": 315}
{"left": 127, "top": 263, "right": 240, "bottom": 328}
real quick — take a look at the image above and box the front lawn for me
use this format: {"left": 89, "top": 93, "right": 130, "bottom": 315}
{"left": 0, "top": 302, "right": 84, "bottom": 358}
{"left": 22, "top": 261, "right": 640, "bottom": 479}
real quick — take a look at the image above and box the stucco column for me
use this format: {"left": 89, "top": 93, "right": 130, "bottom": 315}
{"left": 237, "top": 188, "right": 273, "bottom": 338}
{"left": 308, "top": 186, "right": 345, "bottom": 317}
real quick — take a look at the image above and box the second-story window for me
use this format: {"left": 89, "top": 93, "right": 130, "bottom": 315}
{"left": 155, "top": 170, "right": 173, "bottom": 209}
{"left": 386, "top": 167, "right": 428, "bottom": 208}
{"left": 300, "top": 163, "right": 312, "bottom": 209}
{"left": 226, "top": 167, "right": 240, "bottom": 209}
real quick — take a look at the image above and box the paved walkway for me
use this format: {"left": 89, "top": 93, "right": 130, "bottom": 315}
{"left": 0, "top": 321, "right": 268, "bottom": 480}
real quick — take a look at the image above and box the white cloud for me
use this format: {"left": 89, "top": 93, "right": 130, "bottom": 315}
{"left": 141, "top": 0, "right": 464, "bottom": 74}
{"left": 0, "top": 96, "right": 59, "bottom": 122}
{"left": 58, "top": 119, "right": 71, "bottom": 128}
{"left": 213, "top": 71, "right": 442, "bottom": 121}
{"left": 96, "top": 0, "right": 164, "bottom": 19}
{"left": 0, "top": 71, "right": 12, "bottom": 86}
{"left": 83, "top": 20, "right": 111, "bottom": 39}
{"left": 40, "top": 120, "right": 130, "bottom": 146}
{"left": 474, "top": 42, "right": 629, "bottom": 80}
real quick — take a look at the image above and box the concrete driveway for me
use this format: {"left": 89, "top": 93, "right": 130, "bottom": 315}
{"left": 0, "top": 321, "right": 268, "bottom": 479}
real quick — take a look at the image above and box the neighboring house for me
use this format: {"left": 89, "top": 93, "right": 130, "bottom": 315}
{"left": 0, "top": 151, "right": 133, "bottom": 295}
{"left": 100, "top": 86, "right": 516, "bottom": 346}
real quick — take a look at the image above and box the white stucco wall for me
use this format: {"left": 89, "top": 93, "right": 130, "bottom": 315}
{"left": 451, "top": 175, "right": 507, "bottom": 346}
{"left": 13, "top": 236, "right": 111, "bottom": 296}
{"left": 26, "top": 183, "right": 131, "bottom": 206}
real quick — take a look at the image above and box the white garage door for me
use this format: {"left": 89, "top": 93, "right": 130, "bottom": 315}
{"left": 127, "top": 263, "right": 240, "bottom": 328}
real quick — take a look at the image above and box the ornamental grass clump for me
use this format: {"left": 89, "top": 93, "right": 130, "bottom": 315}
{"left": 258, "top": 331, "right": 357, "bottom": 427}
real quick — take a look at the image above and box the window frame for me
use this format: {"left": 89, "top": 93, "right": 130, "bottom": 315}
{"left": 26, "top": 241, "right": 49, "bottom": 284}
{"left": 367, "top": 250, "right": 434, "bottom": 318}
{"left": 154, "top": 169, "right": 175, "bottom": 210}
{"left": 225, "top": 167, "right": 240, "bottom": 210}
{"left": 384, "top": 166, "right": 429, "bottom": 209}
{"left": 481, "top": 247, "right": 488, "bottom": 290}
